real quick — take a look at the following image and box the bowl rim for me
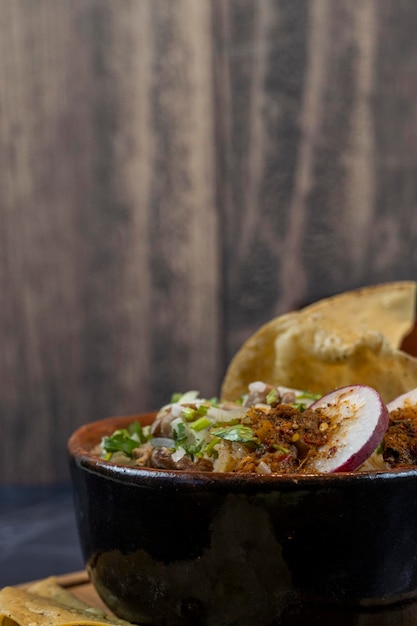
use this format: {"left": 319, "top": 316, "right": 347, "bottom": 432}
{"left": 68, "top": 413, "right": 417, "bottom": 489}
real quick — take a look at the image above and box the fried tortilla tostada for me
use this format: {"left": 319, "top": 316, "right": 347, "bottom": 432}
{"left": 221, "top": 281, "right": 417, "bottom": 404}
{"left": 0, "top": 577, "right": 131, "bottom": 626}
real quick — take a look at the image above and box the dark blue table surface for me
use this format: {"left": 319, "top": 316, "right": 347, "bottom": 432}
{"left": 0, "top": 486, "right": 84, "bottom": 587}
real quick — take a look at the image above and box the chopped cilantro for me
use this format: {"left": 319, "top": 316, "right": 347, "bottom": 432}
{"left": 102, "top": 431, "right": 139, "bottom": 457}
{"left": 102, "top": 421, "right": 149, "bottom": 458}
{"left": 211, "top": 425, "right": 260, "bottom": 447}
{"left": 203, "top": 436, "right": 221, "bottom": 458}
{"left": 173, "top": 421, "right": 187, "bottom": 443}
{"left": 127, "top": 421, "right": 149, "bottom": 444}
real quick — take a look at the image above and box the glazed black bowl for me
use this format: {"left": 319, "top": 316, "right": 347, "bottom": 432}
{"left": 68, "top": 413, "right": 417, "bottom": 626}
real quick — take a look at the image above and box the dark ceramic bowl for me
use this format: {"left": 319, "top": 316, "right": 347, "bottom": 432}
{"left": 68, "top": 413, "right": 417, "bottom": 626}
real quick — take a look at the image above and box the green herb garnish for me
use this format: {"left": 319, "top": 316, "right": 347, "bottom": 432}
{"left": 203, "top": 436, "right": 221, "bottom": 458}
{"left": 102, "top": 421, "right": 149, "bottom": 458}
{"left": 182, "top": 407, "right": 197, "bottom": 421}
{"left": 102, "top": 432, "right": 138, "bottom": 457}
{"left": 189, "top": 416, "right": 212, "bottom": 431}
{"left": 127, "top": 421, "right": 149, "bottom": 443}
{"left": 292, "top": 391, "right": 322, "bottom": 412}
{"left": 211, "top": 425, "right": 260, "bottom": 447}
{"left": 173, "top": 421, "right": 187, "bottom": 443}
{"left": 266, "top": 389, "right": 278, "bottom": 405}
{"left": 273, "top": 444, "right": 290, "bottom": 454}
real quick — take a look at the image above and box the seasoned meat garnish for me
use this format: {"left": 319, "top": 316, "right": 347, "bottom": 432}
{"left": 383, "top": 406, "right": 417, "bottom": 468}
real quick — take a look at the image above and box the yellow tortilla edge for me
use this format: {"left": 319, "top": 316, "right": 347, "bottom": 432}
{"left": 0, "top": 579, "right": 131, "bottom": 626}
{"left": 221, "top": 281, "right": 417, "bottom": 402}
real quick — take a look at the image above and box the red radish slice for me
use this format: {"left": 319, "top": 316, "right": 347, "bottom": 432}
{"left": 387, "top": 387, "right": 417, "bottom": 412}
{"left": 308, "top": 385, "right": 389, "bottom": 473}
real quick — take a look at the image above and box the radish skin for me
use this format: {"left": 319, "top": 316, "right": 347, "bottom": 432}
{"left": 387, "top": 387, "right": 417, "bottom": 412}
{"left": 308, "top": 385, "right": 389, "bottom": 473}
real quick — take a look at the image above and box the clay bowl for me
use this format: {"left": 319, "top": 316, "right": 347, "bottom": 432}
{"left": 68, "top": 413, "right": 417, "bottom": 626}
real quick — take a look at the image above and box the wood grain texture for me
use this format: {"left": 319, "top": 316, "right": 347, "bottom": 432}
{"left": 0, "top": 0, "right": 416, "bottom": 483}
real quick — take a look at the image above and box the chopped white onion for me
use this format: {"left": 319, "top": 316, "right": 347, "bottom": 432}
{"left": 207, "top": 407, "right": 246, "bottom": 422}
{"left": 177, "top": 390, "right": 200, "bottom": 404}
{"left": 248, "top": 381, "right": 267, "bottom": 393}
{"left": 172, "top": 447, "right": 186, "bottom": 462}
{"left": 256, "top": 461, "right": 272, "bottom": 474}
{"left": 150, "top": 437, "right": 175, "bottom": 448}
{"left": 170, "top": 404, "right": 183, "bottom": 418}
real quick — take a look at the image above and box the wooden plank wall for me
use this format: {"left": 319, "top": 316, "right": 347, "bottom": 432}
{"left": 1, "top": 0, "right": 417, "bottom": 483}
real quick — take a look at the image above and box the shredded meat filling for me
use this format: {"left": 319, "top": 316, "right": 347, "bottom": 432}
{"left": 383, "top": 406, "right": 417, "bottom": 468}
{"left": 234, "top": 405, "right": 331, "bottom": 474}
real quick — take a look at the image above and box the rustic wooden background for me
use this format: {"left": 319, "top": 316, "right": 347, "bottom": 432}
{"left": 1, "top": 0, "right": 417, "bottom": 483}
